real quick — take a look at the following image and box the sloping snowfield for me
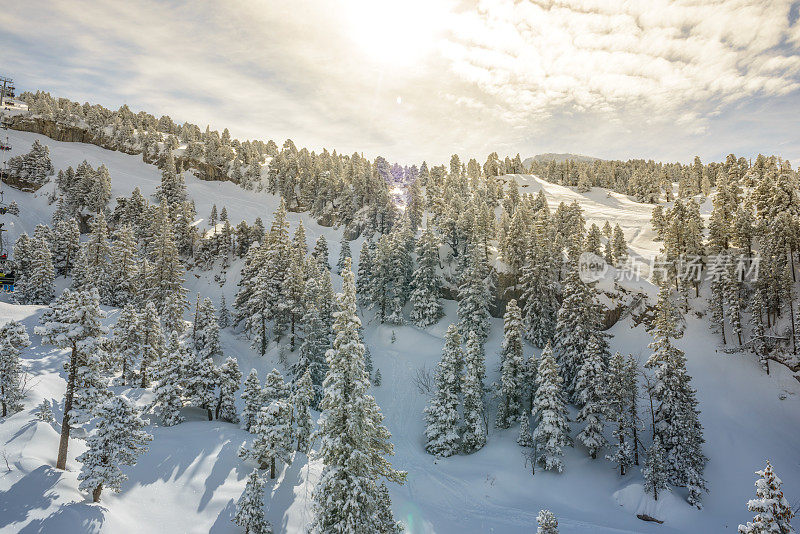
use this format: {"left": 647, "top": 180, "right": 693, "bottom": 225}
{"left": 1, "top": 130, "right": 798, "bottom": 533}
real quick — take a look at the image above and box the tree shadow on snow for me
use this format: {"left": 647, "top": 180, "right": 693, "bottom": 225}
{"left": 0, "top": 465, "right": 60, "bottom": 529}
{"left": 198, "top": 436, "right": 249, "bottom": 512}
{"left": 209, "top": 498, "right": 236, "bottom": 534}
{"left": 18, "top": 500, "right": 105, "bottom": 534}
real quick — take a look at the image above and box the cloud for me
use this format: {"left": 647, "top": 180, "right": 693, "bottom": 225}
{"left": 0, "top": 0, "right": 798, "bottom": 165}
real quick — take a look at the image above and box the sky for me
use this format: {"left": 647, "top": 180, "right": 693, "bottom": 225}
{"left": 1, "top": 0, "right": 799, "bottom": 167}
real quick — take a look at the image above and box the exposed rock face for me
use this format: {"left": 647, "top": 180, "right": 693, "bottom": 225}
{"left": 0, "top": 170, "right": 45, "bottom": 192}
{"left": 6, "top": 115, "right": 234, "bottom": 183}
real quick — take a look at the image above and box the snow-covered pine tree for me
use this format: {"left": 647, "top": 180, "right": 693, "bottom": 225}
{"left": 517, "top": 412, "right": 534, "bottom": 448}
{"left": 496, "top": 300, "right": 525, "bottom": 429}
{"left": 611, "top": 224, "right": 628, "bottom": 265}
{"left": 520, "top": 229, "right": 559, "bottom": 348}
{"left": 462, "top": 330, "right": 487, "bottom": 453}
{"left": 575, "top": 334, "right": 607, "bottom": 459}
{"left": 81, "top": 212, "right": 112, "bottom": 302}
{"left": 0, "top": 321, "right": 30, "bottom": 416}
{"left": 457, "top": 243, "right": 491, "bottom": 345}
{"left": 36, "top": 288, "right": 108, "bottom": 470}
{"left": 108, "top": 224, "right": 139, "bottom": 307}
{"left": 642, "top": 437, "right": 668, "bottom": 501}
{"left": 532, "top": 342, "right": 571, "bottom": 472}
{"left": 738, "top": 461, "right": 794, "bottom": 534}
{"left": 312, "top": 234, "right": 329, "bottom": 269}
{"left": 216, "top": 357, "right": 241, "bottom": 423}
{"left": 36, "top": 399, "right": 55, "bottom": 422}
{"left": 112, "top": 304, "right": 140, "bottom": 385}
{"left": 336, "top": 237, "right": 351, "bottom": 275}
{"left": 241, "top": 369, "right": 262, "bottom": 432}
{"left": 184, "top": 353, "right": 218, "bottom": 421}
{"left": 424, "top": 324, "right": 463, "bottom": 457}
{"left": 239, "top": 400, "right": 293, "bottom": 478}
{"left": 585, "top": 223, "right": 603, "bottom": 256}
{"left": 77, "top": 395, "right": 152, "bottom": 502}
{"left": 262, "top": 368, "right": 290, "bottom": 406}
{"left": 357, "top": 238, "right": 374, "bottom": 305}
{"left": 294, "top": 291, "right": 328, "bottom": 407}
{"left": 554, "top": 268, "right": 604, "bottom": 399}
{"left": 155, "top": 151, "right": 187, "bottom": 207}
{"left": 646, "top": 284, "right": 708, "bottom": 507}
{"left": 293, "top": 368, "right": 314, "bottom": 453}
{"left": 605, "top": 352, "right": 635, "bottom": 475}
{"left": 18, "top": 236, "right": 54, "bottom": 305}
{"left": 139, "top": 302, "right": 165, "bottom": 388}
{"left": 409, "top": 228, "right": 443, "bottom": 328}
{"left": 311, "top": 258, "right": 406, "bottom": 532}
{"left": 195, "top": 297, "right": 222, "bottom": 359}
{"left": 218, "top": 294, "right": 231, "bottom": 329}
{"left": 149, "top": 332, "right": 185, "bottom": 427}
{"left": 234, "top": 470, "right": 273, "bottom": 534}
{"left": 281, "top": 246, "right": 306, "bottom": 350}
{"left": 373, "top": 368, "right": 382, "bottom": 386}
{"left": 148, "top": 203, "right": 188, "bottom": 314}
{"left": 162, "top": 291, "right": 187, "bottom": 336}
{"left": 51, "top": 218, "right": 80, "bottom": 277}
{"left": 536, "top": 509, "right": 558, "bottom": 534}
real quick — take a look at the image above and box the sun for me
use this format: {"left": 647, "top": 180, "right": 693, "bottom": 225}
{"left": 344, "top": 0, "right": 449, "bottom": 66}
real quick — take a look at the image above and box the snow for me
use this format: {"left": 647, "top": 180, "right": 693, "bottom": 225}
{"left": 1, "top": 132, "right": 799, "bottom": 533}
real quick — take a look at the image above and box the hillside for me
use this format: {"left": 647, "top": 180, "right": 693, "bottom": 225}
{"left": 0, "top": 129, "right": 798, "bottom": 534}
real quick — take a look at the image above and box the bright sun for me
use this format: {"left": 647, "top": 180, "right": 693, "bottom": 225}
{"left": 345, "top": 0, "right": 447, "bottom": 66}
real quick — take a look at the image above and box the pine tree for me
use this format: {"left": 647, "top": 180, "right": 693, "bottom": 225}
{"left": 646, "top": 286, "right": 708, "bottom": 507}
{"left": 605, "top": 352, "right": 636, "bottom": 475}
{"left": 424, "top": 325, "right": 463, "bottom": 457}
{"left": 108, "top": 225, "right": 139, "bottom": 307}
{"left": 520, "top": 230, "right": 559, "bottom": 348}
{"left": 218, "top": 294, "right": 231, "bottom": 328}
{"left": 139, "top": 302, "right": 165, "bottom": 388}
{"left": 148, "top": 204, "right": 188, "bottom": 313}
{"left": 81, "top": 212, "right": 112, "bottom": 302}
{"left": 239, "top": 400, "right": 293, "bottom": 478}
{"left": 357, "top": 239, "right": 374, "bottom": 304}
{"left": 536, "top": 510, "right": 559, "bottom": 534}
{"left": 241, "top": 369, "right": 262, "bottom": 432}
{"left": 36, "top": 399, "right": 55, "bottom": 423}
{"left": 517, "top": 412, "right": 534, "bottom": 448}
{"left": 532, "top": 343, "right": 571, "bottom": 472}
{"left": 36, "top": 288, "right": 108, "bottom": 470}
{"left": 373, "top": 368, "right": 382, "bottom": 386}
{"left": 575, "top": 334, "right": 607, "bottom": 459}
{"left": 195, "top": 297, "right": 222, "bottom": 359}
{"left": 462, "top": 331, "right": 487, "bottom": 453}
{"left": 554, "top": 269, "right": 605, "bottom": 399}
{"left": 77, "top": 395, "right": 152, "bottom": 502}
{"left": 234, "top": 470, "right": 273, "bottom": 534}
{"left": 149, "top": 332, "right": 185, "bottom": 426}
{"left": 262, "top": 368, "right": 290, "bottom": 405}
{"left": 293, "top": 368, "right": 314, "bottom": 453}
{"left": 112, "top": 304, "right": 141, "bottom": 385}
{"left": 18, "top": 236, "right": 54, "bottom": 304}
{"left": 738, "top": 461, "right": 794, "bottom": 534}
{"left": 457, "top": 244, "right": 491, "bottom": 345}
{"left": 0, "top": 321, "right": 30, "bottom": 416}
{"left": 312, "top": 235, "right": 329, "bottom": 269}
{"left": 216, "top": 357, "right": 241, "bottom": 423}
{"left": 51, "top": 218, "right": 80, "bottom": 277}
{"left": 642, "top": 437, "right": 668, "bottom": 501}
{"left": 337, "top": 237, "right": 352, "bottom": 274}
{"left": 311, "top": 258, "right": 406, "bottom": 532}
{"left": 183, "top": 352, "right": 218, "bottom": 421}
{"left": 409, "top": 228, "right": 443, "bottom": 327}
{"left": 611, "top": 224, "right": 628, "bottom": 265}
{"left": 496, "top": 300, "right": 525, "bottom": 428}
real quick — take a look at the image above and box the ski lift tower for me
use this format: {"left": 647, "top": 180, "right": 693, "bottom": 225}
{"left": 0, "top": 76, "right": 14, "bottom": 107}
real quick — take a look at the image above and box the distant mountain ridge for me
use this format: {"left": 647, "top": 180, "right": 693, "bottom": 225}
{"left": 523, "top": 153, "right": 602, "bottom": 167}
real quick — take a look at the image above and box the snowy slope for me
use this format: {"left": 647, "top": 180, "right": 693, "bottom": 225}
{"left": 0, "top": 131, "right": 798, "bottom": 534}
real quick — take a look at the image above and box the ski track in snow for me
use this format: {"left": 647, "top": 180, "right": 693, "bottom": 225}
{"left": 0, "top": 131, "right": 798, "bottom": 533}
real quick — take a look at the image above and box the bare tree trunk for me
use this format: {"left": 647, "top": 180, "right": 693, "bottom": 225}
{"left": 57, "top": 342, "right": 78, "bottom": 470}
{"left": 93, "top": 483, "right": 103, "bottom": 503}
{"left": 270, "top": 458, "right": 276, "bottom": 479}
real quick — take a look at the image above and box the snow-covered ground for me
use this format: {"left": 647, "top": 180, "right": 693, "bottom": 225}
{"left": 1, "top": 130, "right": 798, "bottom": 533}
